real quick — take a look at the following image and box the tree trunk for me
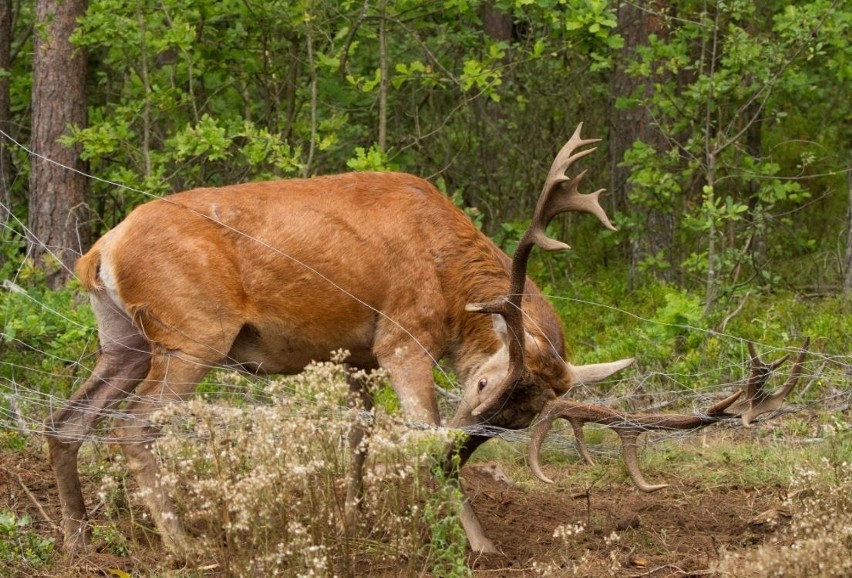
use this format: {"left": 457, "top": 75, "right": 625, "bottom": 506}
{"left": 377, "top": 0, "right": 388, "bottom": 153}
{"left": 704, "top": 155, "right": 717, "bottom": 315}
{"left": 482, "top": 2, "right": 512, "bottom": 42}
{"left": 0, "top": 0, "right": 12, "bottom": 225}
{"left": 609, "top": 1, "right": 673, "bottom": 286}
{"left": 302, "top": 22, "right": 317, "bottom": 178}
{"left": 29, "top": 0, "right": 89, "bottom": 287}
{"left": 844, "top": 165, "right": 852, "bottom": 296}
{"left": 472, "top": 2, "right": 512, "bottom": 226}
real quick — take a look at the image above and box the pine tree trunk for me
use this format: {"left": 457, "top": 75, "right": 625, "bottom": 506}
{"left": 844, "top": 166, "right": 852, "bottom": 296}
{"left": 29, "top": 0, "right": 89, "bottom": 287}
{"left": 0, "top": 0, "right": 12, "bottom": 225}
{"left": 609, "top": 1, "right": 674, "bottom": 286}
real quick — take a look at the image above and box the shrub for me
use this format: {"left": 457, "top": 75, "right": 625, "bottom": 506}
{"left": 145, "top": 357, "right": 469, "bottom": 577}
{"left": 0, "top": 510, "right": 55, "bottom": 571}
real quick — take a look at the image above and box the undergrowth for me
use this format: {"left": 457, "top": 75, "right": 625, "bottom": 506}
{"left": 0, "top": 510, "right": 54, "bottom": 572}
{"left": 136, "top": 357, "right": 469, "bottom": 577}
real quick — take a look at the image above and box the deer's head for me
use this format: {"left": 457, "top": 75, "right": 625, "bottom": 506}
{"left": 450, "top": 124, "right": 633, "bottom": 431}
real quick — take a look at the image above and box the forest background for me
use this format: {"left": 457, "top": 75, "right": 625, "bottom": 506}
{"left": 1, "top": 0, "right": 850, "bottom": 449}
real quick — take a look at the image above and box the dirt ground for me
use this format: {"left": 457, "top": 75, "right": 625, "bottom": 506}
{"left": 462, "top": 465, "right": 787, "bottom": 576}
{"left": 0, "top": 442, "right": 796, "bottom": 578}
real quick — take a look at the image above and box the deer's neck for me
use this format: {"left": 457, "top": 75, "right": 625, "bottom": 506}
{"left": 436, "top": 226, "right": 564, "bottom": 384}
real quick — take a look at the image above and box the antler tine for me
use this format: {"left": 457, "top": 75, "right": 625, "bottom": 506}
{"left": 531, "top": 123, "right": 614, "bottom": 250}
{"left": 778, "top": 337, "right": 810, "bottom": 397}
{"left": 528, "top": 410, "right": 559, "bottom": 484}
{"left": 528, "top": 401, "right": 597, "bottom": 485}
{"left": 747, "top": 341, "right": 790, "bottom": 371}
{"left": 614, "top": 429, "right": 669, "bottom": 492}
{"left": 745, "top": 341, "right": 789, "bottom": 399}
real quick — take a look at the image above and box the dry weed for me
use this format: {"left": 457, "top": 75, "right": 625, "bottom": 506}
{"left": 715, "top": 454, "right": 852, "bottom": 578}
{"left": 141, "top": 357, "right": 468, "bottom": 577}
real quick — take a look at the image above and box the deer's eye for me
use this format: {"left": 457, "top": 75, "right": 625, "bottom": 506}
{"left": 478, "top": 378, "right": 488, "bottom": 392}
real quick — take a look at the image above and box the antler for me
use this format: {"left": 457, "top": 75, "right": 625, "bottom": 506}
{"left": 528, "top": 338, "right": 810, "bottom": 492}
{"left": 466, "top": 124, "right": 615, "bottom": 417}
{"left": 729, "top": 337, "right": 810, "bottom": 426}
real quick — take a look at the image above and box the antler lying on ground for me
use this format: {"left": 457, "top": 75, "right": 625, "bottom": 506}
{"left": 528, "top": 338, "right": 810, "bottom": 492}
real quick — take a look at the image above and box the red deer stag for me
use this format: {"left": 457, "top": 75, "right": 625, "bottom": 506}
{"left": 45, "top": 124, "right": 634, "bottom": 555}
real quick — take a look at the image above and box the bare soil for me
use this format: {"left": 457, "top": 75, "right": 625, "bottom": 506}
{"left": 0, "top": 442, "right": 797, "bottom": 578}
{"left": 462, "top": 465, "right": 788, "bottom": 576}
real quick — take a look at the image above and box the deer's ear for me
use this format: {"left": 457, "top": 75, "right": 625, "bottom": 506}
{"left": 491, "top": 314, "right": 508, "bottom": 341}
{"left": 492, "top": 313, "right": 546, "bottom": 355}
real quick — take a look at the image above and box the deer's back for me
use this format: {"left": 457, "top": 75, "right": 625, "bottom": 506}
{"left": 83, "top": 172, "right": 482, "bottom": 368}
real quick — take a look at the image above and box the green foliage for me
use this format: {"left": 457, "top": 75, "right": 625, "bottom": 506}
{"left": 92, "top": 523, "right": 131, "bottom": 557}
{"left": 0, "top": 262, "right": 98, "bottom": 410}
{"left": 346, "top": 144, "right": 396, "bottom": 172}
{"left": 1, "top": 265, "right": 97, "bottom": 400}
{"left": 460, "top": 42, "right": 506, "bottom": 101}
{"left": 644, "top": 288, "right": 705, "bottom": 349}
{"left": 0, "top": 511, "right": 55, "bottom": 571}
{"left": 421, "top": 463, "right": 470, "bottom": 578}
{"left": 619, "top": 0, "right": 849, "bottom": 307}
{"left": 0, "top": 430, "right": 27, "bottom": 452}
{"left": 373, "top": 381, "right": 402, "bottom": 415}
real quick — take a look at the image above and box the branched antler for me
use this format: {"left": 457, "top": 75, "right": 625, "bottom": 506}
{"left": 466, "top": 123, "right": 615, "bottom": 417}
{"left": 528, "top": 338, "right": 810, "bottom": 492}
{"left": 729, "top": 337, "right": 810, "bottom": 427}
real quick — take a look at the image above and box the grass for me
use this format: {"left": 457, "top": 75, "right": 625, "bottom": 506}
{"left": 524, "top": 415, "right": 851, "bottom": 489}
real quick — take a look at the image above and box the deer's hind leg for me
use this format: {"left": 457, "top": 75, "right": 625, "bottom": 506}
{"left": 110, "top": 349, "right": 216, "bottom": 554}
{"left": 45, "top": 292, "right": 152, "bottom": 552}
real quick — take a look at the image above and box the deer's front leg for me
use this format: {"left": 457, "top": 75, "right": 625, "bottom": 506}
{"left": 344, "top": 365, "right": 376, "bottom": 531}
{"left": 378, "top": 339, "right": 497, "bottom": 554}
{"left": 443, "top": 434, "right": 498, "bottom": 554}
